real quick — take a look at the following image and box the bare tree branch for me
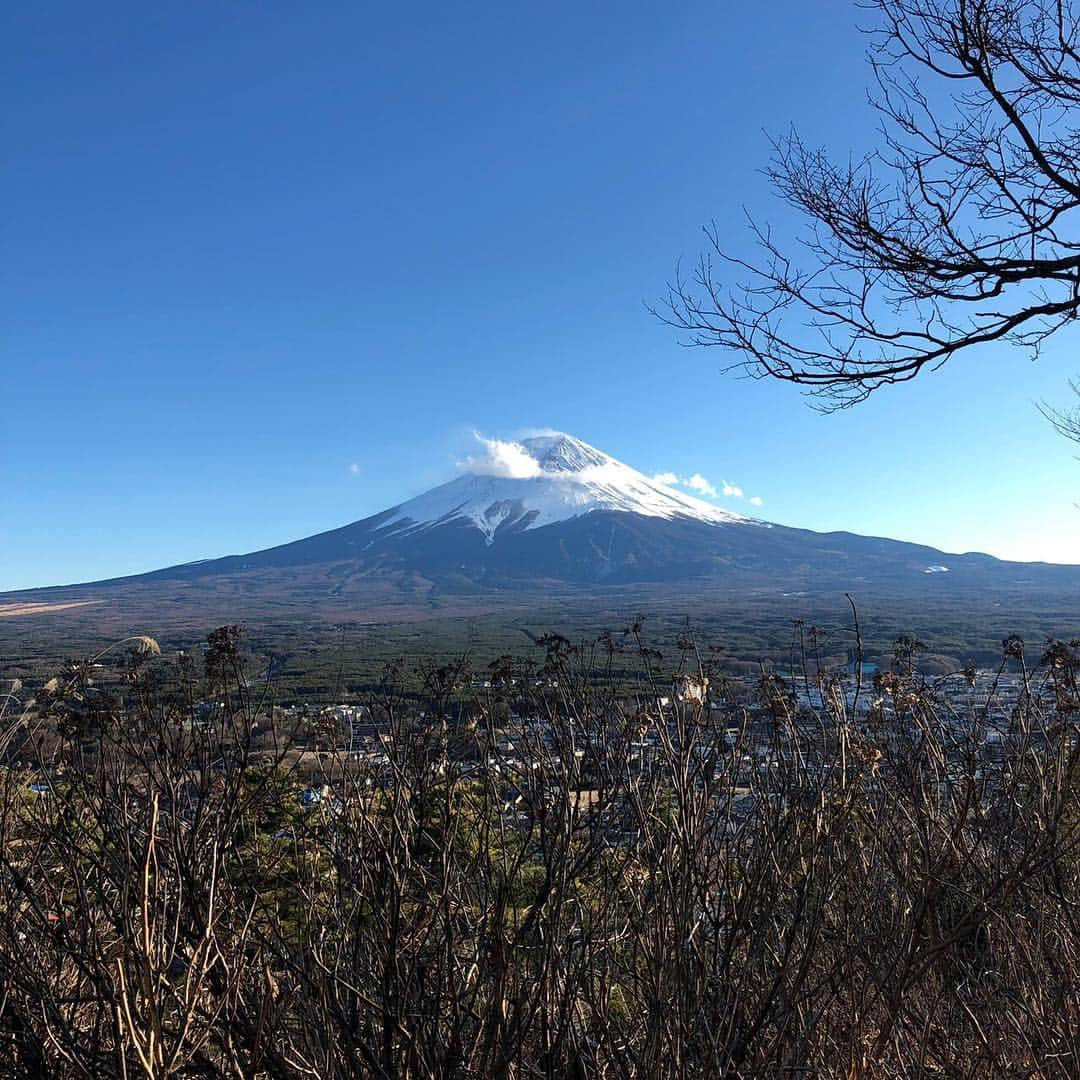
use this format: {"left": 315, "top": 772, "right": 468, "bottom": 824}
{"left": 657, "top": 0, "right": 1080, "bottom": 408}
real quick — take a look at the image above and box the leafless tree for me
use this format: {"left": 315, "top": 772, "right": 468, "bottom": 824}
{"left": 660, "top": 0, "right": 1080, "bottom": 408}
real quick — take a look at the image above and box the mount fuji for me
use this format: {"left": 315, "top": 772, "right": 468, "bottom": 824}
{"left": 383, "top": 433, "right": 750, "bottom": 541}
{"left": 9, "top": 433, "right": 1080, "bottom": 613}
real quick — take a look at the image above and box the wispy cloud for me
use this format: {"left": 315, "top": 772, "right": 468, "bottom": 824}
{"left": 458, "top": 433, "right": 542, "bottom": 479}
{"left": 687, "top": 473, "right": 718, "bottom": 498}
{"left": 348, "top": 463, "right": 361, "bottom": 476}
{"left": 655, "top": 470, "right": 755, "bottom": 503}
{"left": 749, "top": 495, "right": 763, "bottom": 506}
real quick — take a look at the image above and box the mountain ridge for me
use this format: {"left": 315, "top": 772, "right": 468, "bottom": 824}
{"left": 6, "top": 431, "right": 1079, "bottom": 599}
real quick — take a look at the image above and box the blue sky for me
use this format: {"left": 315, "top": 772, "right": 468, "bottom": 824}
{"left": 4, "top": 1, "right": 1079, "bottom": 590}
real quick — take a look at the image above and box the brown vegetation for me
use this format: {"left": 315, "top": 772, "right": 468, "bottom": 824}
{"left": 0, "top": 627, "right": 1077, "bottom": 1077}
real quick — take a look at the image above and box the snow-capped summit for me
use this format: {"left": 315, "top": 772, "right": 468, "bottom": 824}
{"left": 518, "top": 433, "right": 612, "bottom": 473}
{"left": 383, "top": 433, "right": 752, "bottom": 543}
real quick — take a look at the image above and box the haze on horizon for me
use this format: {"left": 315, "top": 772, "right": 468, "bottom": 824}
{"left": 4, "top": 1, "right": 1080, "bottom": 591}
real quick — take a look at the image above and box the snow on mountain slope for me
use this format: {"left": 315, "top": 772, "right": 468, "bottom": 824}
{"left": 383, "top": 433, "right": 755, "bottom": 543}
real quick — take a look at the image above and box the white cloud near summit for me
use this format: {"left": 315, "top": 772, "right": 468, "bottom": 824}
{"left": 459, "top": 434, "right": 542, "bottom": 479}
